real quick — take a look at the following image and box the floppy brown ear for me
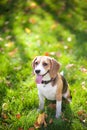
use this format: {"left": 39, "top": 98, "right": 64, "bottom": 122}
{"left": 32, "top": 57, "right": 37, "bottom": 69}
{"left": 49, "top": 58, "right": 60, "bottom": 78}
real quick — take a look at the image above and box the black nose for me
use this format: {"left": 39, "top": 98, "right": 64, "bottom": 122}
{"left": 35, "top": 70, "right": 40, "bottom": 74}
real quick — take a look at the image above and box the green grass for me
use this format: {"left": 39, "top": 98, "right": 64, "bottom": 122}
{"left": 0, "top": 0, "right": 87, "bottom": 130}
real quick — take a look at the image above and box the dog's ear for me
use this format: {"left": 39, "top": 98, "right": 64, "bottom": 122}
{"left": 32, "top": 57, "right": 37, "bottom": 69}
{"left": 49, "top": 58, "right": 60, "bottom": 78}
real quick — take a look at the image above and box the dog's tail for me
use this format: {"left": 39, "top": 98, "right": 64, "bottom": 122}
{"left": 60, "top": 71, "right": 64, "bottom": 76}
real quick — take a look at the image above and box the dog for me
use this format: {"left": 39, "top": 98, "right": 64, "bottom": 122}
{"left": 32, "top": 56, "right": 71, "bottom": 118}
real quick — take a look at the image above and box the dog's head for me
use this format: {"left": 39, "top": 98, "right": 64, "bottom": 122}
{"left": 32, "top": 56, "right": 60, "bottom": 79}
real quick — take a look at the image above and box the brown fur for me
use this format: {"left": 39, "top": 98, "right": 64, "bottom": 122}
{"left": 56, "top": 74, "right": 63, "bottom": 101}
{"left": 49, "top": 58, "right": 60, "bottom": 79}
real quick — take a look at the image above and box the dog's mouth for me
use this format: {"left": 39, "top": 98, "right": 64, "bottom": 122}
{"left": 36, "top": 75, "right": 43, "bottom": 84}
{"left": 35, "top": 70, "right": 49, "bottom": 84}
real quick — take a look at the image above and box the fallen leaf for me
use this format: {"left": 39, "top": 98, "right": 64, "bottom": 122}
{"left": 80, "top": 67, "right": 87, "bottom": 73}
{"left": 18, "top": 127, "right": 23, "bottom": 130}
{"left": 49, "top": 118, "right": 53, "bottom": 124}
{"left": 34, "top": 121, "right": 40, "bottom": 129}
{"left": 1, "top": 112, "right": 8, "bottom": 119}
{"left": 56, "top": 52, "right": 62, "bottom": 58}
{"left": 25, "top": 28, "right": 31, "bottom": 34}
{"left": 66, "top": 64, "right": 75, "bottom": 69}
{"left": 8, "top": 48, "right": 18, "bottom": 57}
{"left": 28, "top": 127, "right": 35, "bottom": 130}
{"left": 62, "top": 114, "right": 70, "bottom": 122}
{"left": 16, "top": 113, "right": 21, "bottom": 119}
{"left": 44, "top": 52, "right": 50, "bottom": 56}
{"left": 37, "top": 113, "right": 47, "bottom": 124}
{"left": 77, "top": 110, "right": 85, "bottom": 116}
{"left": 30, "top": 2, "right": 37, "bottom": 9}
{"left": 34, "top": 113, "right": 47, "bottom": 128}
{"left": 48, "top": 103, "right": 56, "bottom": 109}
{"left": 5, "top": 42, "right": 14, "bottom": 47}
{"left": 29, "top": 18, "right": 37, "bottom": 24}
{"left": 51, "top": 23, "right": 58, "bottom": 30}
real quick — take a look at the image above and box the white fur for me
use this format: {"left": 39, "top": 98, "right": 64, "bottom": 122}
{"left": 63, "top": 90, "right": 69, "bottom": 98}
{"left": 56, "top": 101, "right": 62, "bottom": 118}
{"left": 37, "top": 73, "right": 57, "bottom": 100}
{"left": 60, "top": 71, "right": 64, "bottom": 76}
{"left": 37, "top": 83, "right": 57, "bottom": 101}
{"left": 63, "top": 89, "right": 71, "bottom": 102}
{"left": 34, "top": 60, "right": 47, "bottom": 75}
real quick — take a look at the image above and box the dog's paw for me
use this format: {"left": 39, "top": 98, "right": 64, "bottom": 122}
{"left": 37, "top": 107, "right": 44, "bottom": 112}
{"left": 37, "top": 108, "right": 41, "bottom": 112}
{"left": 55, "top": 113, "right": 61, "bottom": 119}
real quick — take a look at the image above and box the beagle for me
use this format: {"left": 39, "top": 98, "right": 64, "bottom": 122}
{"left": 32, "top": 56, "right": 71, "bottom": 118}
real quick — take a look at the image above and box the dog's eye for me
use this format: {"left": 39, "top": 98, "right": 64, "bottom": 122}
{"left": 43, "top": 63, "right": 48, "bottom": 66}
{"left": 35, "top": 62, "right": 38, "bottom": 65}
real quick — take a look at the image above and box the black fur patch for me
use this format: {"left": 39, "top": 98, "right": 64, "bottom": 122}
{"left": 61, "top": 75, "right": 68, "bottom": 94}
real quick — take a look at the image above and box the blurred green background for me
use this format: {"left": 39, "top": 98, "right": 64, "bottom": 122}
{"left": 0, "top": 0, "right": 87, "bottom": 130}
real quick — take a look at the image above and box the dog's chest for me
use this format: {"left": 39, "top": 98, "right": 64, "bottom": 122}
{"left": 37, "top": 83, "right": 57, "bottom": 100}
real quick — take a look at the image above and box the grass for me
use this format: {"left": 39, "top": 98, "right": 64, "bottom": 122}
{"left": 0, "top": 0, "right": 87, "bottom": 130}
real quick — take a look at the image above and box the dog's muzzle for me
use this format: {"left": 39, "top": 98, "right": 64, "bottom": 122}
{"left": 35, "top": 70, "right": 41, "bottom": 74}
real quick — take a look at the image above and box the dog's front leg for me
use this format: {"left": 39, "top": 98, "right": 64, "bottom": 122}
{"left": 56, "top": 100, "right": 62, "bottom": 118}
{"left": 38, "top": 92, "right": 45, "bottom": 111}
{"left": 56, "top": 81, "right": 63, "bottom": 118}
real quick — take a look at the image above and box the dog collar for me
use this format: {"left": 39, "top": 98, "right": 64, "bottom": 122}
{"left": 41, "top": 77, "right": 57, "bottom": 85}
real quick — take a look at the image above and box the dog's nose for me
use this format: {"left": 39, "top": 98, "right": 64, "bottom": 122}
{"left": 35, "top": 70, "right": 40, "bottom": 74}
